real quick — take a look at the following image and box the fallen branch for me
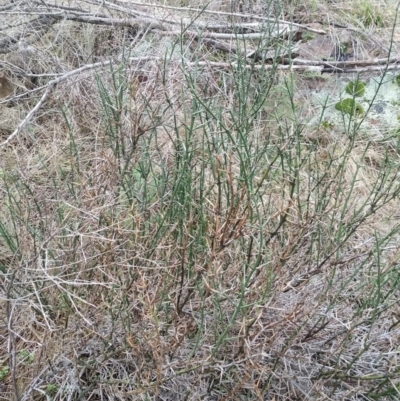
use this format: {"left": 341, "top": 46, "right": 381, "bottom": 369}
{"left": 186, "top": 61, "right": 324, "bottom": 72}
{"left": 323, "top": 64, "right": 400, "bottom": 73}
{"left": 200, "top": 38, "right": 237, "bottom": 54}
{"left": 187, "top": 59, "right": 400, "bottom": 74}
{"left": 160, "top": 26, "right": 297, "bottom": 40}
{"left": 287, "top": 56, "right": 400, "bottom": 67}
{"left": 123, "top": 0, "right": 327, "bottom": 34}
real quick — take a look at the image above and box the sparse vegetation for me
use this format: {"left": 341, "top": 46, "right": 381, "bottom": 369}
{"left": 1, "top": 0, "right": 400, "bottom": 400}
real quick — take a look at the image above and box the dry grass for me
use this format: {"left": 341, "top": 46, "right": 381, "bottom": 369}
{"left": 1, "top": 0, "right": 400, "bottom": 400}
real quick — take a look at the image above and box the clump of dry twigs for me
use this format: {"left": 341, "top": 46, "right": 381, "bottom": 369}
{"left": 1, "top": 0, "right": 400, "bottom": 400}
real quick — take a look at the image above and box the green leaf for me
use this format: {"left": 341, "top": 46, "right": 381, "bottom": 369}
{"left": 335, "top": 98, "right": 364, "bottom": 116}
{"left": 345, "top": 80, "right": 366, "bottom": 97}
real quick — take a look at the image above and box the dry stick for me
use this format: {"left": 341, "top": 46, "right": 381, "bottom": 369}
{"left": 0, "top": 10, "right": 166, "bottom": 30}
{"left": 247, "top": 46, "right": 300, "bottom": 61}
{"left": 288, "top": 56, "right": 400, "bottom": 67}
{"left": 188, "top": 55, "right": 399, "bottom": 72}
{"left": 0, "top": 56, "right": 157, "bottom": 147}
{"left": 31, "top": 0, "right": 100, "bottom": 15}
{"left": 99, "top": 0, "right": 165, "bottom": 20}
{"left": 9, "top": 9, "right": 295, "bottom": 37}
{"left": 0, "top": 83, "right": 50, "bottom": 106}
{"left": 191, "top": 21, "right": 292, "bottom": 30}
{"left": 201, "top": 37, "right": 237, "bottom": 54}
{"left": 162, "top": 28, "right": 293, "bottom": 40}
{"left": 102, "top": 0, "right": 317, "bottom": 35}
{"left": 6, "top": 269, "right": 20, "bottom": 401}
{"left": 186, "top": 61, "right": 324, "bottom": 72}
{"left": 82, "top": 0, "right": 188, "bottom": 28}
{"left": 7, "top": 9, "right": 300, "bottom": 38}
{"left": 48, "top": 13, "right": 168, "bottom": 30}
{"left": 1, "top": 84, "right": 52, "bottom": 147}
{"left": 323, "top": 64, "right": 400, "bottom": 73}
{"left": 114, "top": 0, "right": 327, "bottom": 34}
{"left": 284, "top": 56, "right": 400, "bottom": 73}
{"left": 0, "top": 8, "right": 302, "bottom": 55}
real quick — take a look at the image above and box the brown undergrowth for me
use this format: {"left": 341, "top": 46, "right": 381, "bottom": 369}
{"left": 1, "top": 1, "right": 400, "bottom": 400}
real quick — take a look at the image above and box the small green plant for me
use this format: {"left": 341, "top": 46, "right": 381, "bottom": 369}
{"left": 18, "top": 350, "right": 35, "bottom": 365}
{"left": 396, "top": 75, "right": 400, "bottom": 87}
{"left": 345, "top": 80, "right": 366, "bottom": 97}
{"left": 321, "top": 120, "right": 335, "bottom": 130}
{"left": 302, "top": 31, "right": 316, "bottom": 42}
{"left": 45, "top": 383, "right": 58, "bottom": 396}
{"left": 0, "top": 366, "right": 9, "bottom": 381}
{"left": 338, "top": 42, "right": 348, "bottom": 56}
{"left": 356, "top": 1, "right": 384, "bottom": 27}
{"left": 335, "top": 98, "right": 364, "bottom": 116}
